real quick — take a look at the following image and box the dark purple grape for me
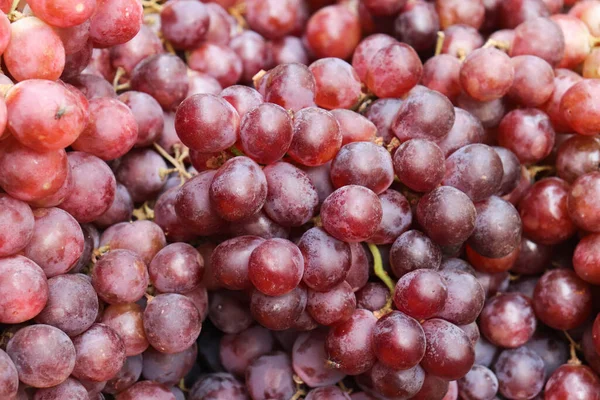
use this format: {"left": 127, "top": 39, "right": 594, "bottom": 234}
{"left": 394, "top": 1, "right": 440, "bottom": 52}
{"left": 364, "top": 98, "right": 403, "bottom": 144}
{"left": 130, "top": 54, "right": 189, "bottom": 110}
{"left": 142, "top": 343, "right": 197, "bottom": 385}
{"left": 71, "top": 323, "right": 126, "bottom": 382}
{"left": 114, "top": 149, "right": 167, "bottom": 203}
{"left": 246, "top": 352, "right": 295, "bottom": 400}
{"left": 220, "top": 325, "right": 274, "bottom": 377}
{"left": 263, "top": 161, "right": 319, "bottom": 227}
{"left": 104, "top": 355, "right": 143, "bottom": 394}
{"left": 209, "top": 290, "right": 253, "bottom": 334}
{"left": 143, "top": 293, "right": 202, "bottom": 354}
{"left": 494, "top": 347, "right": 545, "bottom": 399}
{"left": 95, "top": 183, "right": 134, "bottom": 228}
{"left": 525, "top": 331, "right": 569, "bottom": 377}
{"left": 390, "top": 230, "right": 442, "bottom": 278}
{"left": 189, "top": 373, "right": 247, "bottom": 400}
{"left": 149, "top": 243, "right": 204, "bottom": 294}
{"left": 370, "top": 362, "right": 425, "bottom": 399}
{"left": 494, "top": 146, "right": 522, "bottom": 196}
{"left": 479, "top": 293, "right": 536, "bottom": 348}
{"left": 421, "top": 319, "right": 475, "bottom": 381}
{"left": 298, "top": 227, "right": 351, "bottom": 292}
{"left": 35, "top": 274, "right": 98, "bottom": 337}
{"left": 325, "top": 309, "right": 377, "bottom": 375}
{"left": 250, "top": 286, "right": 307, "bottom": 331}
{"left": 416, "top": 186, "right": 477, "bottom": 246}
{"left": 7, "top": 325, "right": 75, "bottom": 388}
{"left": 292, "top": 330, "right": 346, "bottom": 387}
{"left": 410, "top": 372, "right": 451, "bottom": 400}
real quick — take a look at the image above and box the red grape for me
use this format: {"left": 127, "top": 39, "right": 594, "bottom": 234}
{"left": 365, "top": 43, "right": 422, "bottom": 98}
{"left": 494, "top": 347, "right": 545, "bottom": 399}
{"left": 89, "top": 0, "right": 142, "bottom": 48}
{"left": 130, "top": 54, "right": 189, "bottom": 110}
{"left": 561, "top": 79, "right": 600, "bottom": 136}
{"left": 160, "top": 0, "right": 209, "bottom": 50}
{"left": 479, "top": 293, "right": 536, "bottom": 348}
{"left": 305, "top": 4, "right": 360, "bottom": 59}
{"left": 248, "top": 238, "right": 304, "bottom": 296}
{"left": 288, "top": 107, "right": 342, "bottom": 167}
{"left": 0, "top": 194, "right": 34, "bottom": 257}
{"left": 0, "top": 255, "right": 48, "bottom": 324}
{"left": 211, "top": 235, "right": 265, "bottom": 291}
{"left": 220, "top": 325, "right": 274, "bottom": 377}
{"left": 394, "top": 269, "right": 448, "bottom": 320}
{"left": 309, "top": 58, "right": 362, "bottom": 109}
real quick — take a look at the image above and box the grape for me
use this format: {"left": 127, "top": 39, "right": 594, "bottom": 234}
{"left": 305, "top": 386, "right": 350, "bottom": 400}
{"left": 71, "top": 323, "right": 126, "bottom": 382}
{"left": 208, "top": 290, "right": 253, "bottom": 334}
{"left": 35, "top": 274, "right": 98, "bottom": 337}
{"left": 245, "top": 0, "right": 298, "bottom": 39}
{"left": 457, "top": 365, "right": 499, "bottom": 400}
{"left": 518, "top": 178, "right": 576, "bottom": 245}
{"left": 246, "top": 352, "right": 295, "bottom": 400}
{"left": 118, "top": 92, "right": 164, "bottom": 148}
{"left": 361, "top": 0, "right": 405, "bottom": 15}
{"left": 230, "top": 30, "right": 269, "bottom": 83}
{"left": 545, "top": 364, "right": 600, "bottom": 399}
{"left": 533, "top": 269, "right": 592, "bottom": 331}
{"left": 32, "top": 377, "right": 88, "bottom": 400}
{"left": 351, "top": 33, "right": 397, "bottom": 83}
{"left": 0, "top": 348, "right": 18, "bottom": 399}
{"left": 7, "top": 80, "right": 87, "bottom": 152}
{"left": 175, "top": 94, "right": 239, "bottom": 153}
{"left": 365, "top": 43, "right": 423, "bottom": 98}
{"left": 355, "top": 282, "right": 389, "bottom": 312}
{"left": 330, "top": 142, "right": 393, "bottom": 194}
{"left": 540, "top": 69, "right": 582, "bottom": 133}
{"left": 0, "top": 255, "right": 48, "bottom": 324}
{"left": 229, "top": 210, "right": 290, "bottom": 240}
{"left": 510, "top": 17, "right": 565, "bottom": 67}
{"left": 89, "top": 0, "right": 142, "bottom": 48}
{"left": 115, "top": 380, "right": 175, "bottom": 400}
{"left": 344, "top": 243, "right": 369, "bottom": 292}
{"left": 189, "top": 373, "right": 247, "bottom": 400}
{"left": 187, "top": 43, "right": 242, "bottom": 87}
{"left": 292, "top": 330, "right": 346, "bottom": 387}
{"left": 511, "top": 238, "right": 551, "bottom": 276}
{"left": 187, "top": 70, "right": 223, "bottom": 97}
{"left": 250, "top": 286, "right": 307, "bottom": 331}
{"left": 390, "top": 230, "right": 442, "bottom": 277}
{"left": 370, "top": 362, "right": 425, "bottom": 398}
{"left": 305, "top": 4, "right": 360, "bottom": 59}
{"left": 148, "top": 243, "right": 204, "bottom": 294}
{"left": 394, "top": 269, "right": 448, "bottom": 320}
{"left": 263, "top": 162, "right": 319, "bottom": 227}
{"left": 416, "top": 186, "right": 477, "bottom": 246}
{"left": 220, "top": 325, "right": 274, "bottom": 377}
{"left": 4, "top": 17, "right": 65, "bottom": 81}
{"left": 440, "top": 24, "right": 484, "bottom": 58}
{"left": 263, "top": 63, "right": 316, "bottom": 112}
{"left": 142, "top": 344, "right": 197, "bottom": 385}
{"left": 220, "top": 85, "right": 264, "bottom": 119}
{"left": 372, "top": 311, "right": 425, "bottom": 371}
{"left": 109, "top": 25, "right": 163, "bottom": 75}
{"left": 411, "top": 373, "right": 451, "bottom": 400}
{"left": 200, "top": 2, "right": 234, "bottom": 45}
{"left": 456, "top": 94, "right": 505, "bottom": 130}
{"left": 394, "top": 1, "right": 440, "bottom": 52}
{"left": 143, "top": 293, "right": 202, "bottom": 354}
{"left": 130, "top": 54, "right": 189, "bottom": 110}
{"left": 556, "top": 136, "right": 600, "bottom": 183}
{"left": 563, "top": 80, "right": 600, "bottom": 138}
{"left": 493, "top": 147, "right": 521, "bottom": 196}
{"left": 460, "top": 48, "right": 514, "bottom": 102}
{"left": 268, "top": 36, "right": 309, "bottom": 66}
{"left": 92, "top": 249, "right": 148, "bottom": 304}
{"left": 174, "top": 171, "right": 226, "bottom": 236}
{"left": 68, "top": 73, "right": 116, "bottom": 100}
{"left": 436, "top": 0, "right": 484, "bottom": 29}
{"left": 525, "top": 331, "right": 569, "bottom": 377}
{"left": 288, "top": 107, "right": 342, "bottom": 167}
{"left": 479, "top": 293, "right": 536, "bottom": 349}
{"left": 331, "top": 109, "right": 377, "bottom": 146}
{"left": 212, "top": 235, "right": 265, "bottom": 291}
{"left": 0, "top": 137, "right": 69, "bottom": 202}
{"left": 101, "top": 303, "right": 149, "bottom": 356}
{"left": 573, "top": 233, "right": 600, "bottom": 285}
{"left": 321, "top": 185, "right": 382, "bottom": 243}
{"left": 474, "top": 269, "right": 511, "bottom": 297}
{"left": 421, "top": 319, "right": 475, "bottom": 381}
{"left": 101, "top": 219, "right": 165, "bottom": 261}
{"left": 7, "top": 324, "right": 75, "bottom": 388}
{"left": 395, "top": 140, "right": 444, "bottom": 192}
{"left": 498, "top": 108, "right": 555, "bottom": 165}
{"left": 568, "top": 172, "right": 600, "bottom": 234}
{"left": 436, "top": 269, "right": 485, "bottom": 325}
{"left": 392, "top": 89, "right": 455, "bottom": 142}
{"left": 95, "top": 184, "right": 134, "bottom": 228}
{"left": 306, "top": 281, "right": 355, "bottom": 326}
{"left": 309, "top": 58, "right": 361, "bottom": 109}
{"left": 210, "top": 156, "right": 267, "bottom": 221}
{"left": 248, "top": 238, "right": 304, "bottom": 296}
{"left": 160, "top": 0, "right": 208, "bottom": 50}
{"left": 422, "top": 55, "right": 462, "bottom": 103}
{"left": 104, "top": 355, "right": 143, "bottom": 394}
{"left": 494, "top": 347, "right": 545, "bottom": 399}
{"left": 368, "top": 190, "right": 412, "bottom": 245}
{"left": 0, "top": 194, "right": 34, "bottom": 257}
{"left": 115, "top": 150, "right": 167, "bottom": 203}
{"left": 239, "top": 103, "right": 293, "bottom": 165}
{"left": 325, "top": 309, "right": 377, "bottom": 375}
{"left": 508, "top": 55, "right": 555, "bottom": 107}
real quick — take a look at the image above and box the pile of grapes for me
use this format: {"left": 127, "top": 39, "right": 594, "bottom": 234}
{"left": 4, "top": 0, "right": 600, "bottom": 398}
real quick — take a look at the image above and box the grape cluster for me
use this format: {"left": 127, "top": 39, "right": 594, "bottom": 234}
{"left": 2, "top": 0, "right": 600, "bottom": 399}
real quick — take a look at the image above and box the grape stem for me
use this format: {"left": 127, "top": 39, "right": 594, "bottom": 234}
{"left": 434, "top": 31, "right": 445, "bottom": 56}
{"left": 590, "top": 36, "right": 600, "bottom": 48}
{"left": 367, "top": 243, "right": 395, "bottom": 293}
{"left": 563, "top": 331, "right": 582, "bottom": 365}
{"left": 527, "top": 165, "right": 555, "bottom": 180}
{"left": 483, "top": 39, "right": 511, "bottom": 52}
{"left": 153, "top": 143, "right": 192, "bottom": 184}
{"left": 91, "top": 245, "right": 111, "bottom": 263}
{"left": 132, "top": 201, "right": 155, "bottom": 221}
{"left": 228, "top": 2, "right": 248, "bottom": 32}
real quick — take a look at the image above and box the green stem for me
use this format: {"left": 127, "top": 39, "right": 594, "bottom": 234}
{"left": 367, "top": 243, "right": 395, "bottom": 293}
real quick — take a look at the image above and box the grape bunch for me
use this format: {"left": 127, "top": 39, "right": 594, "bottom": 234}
{"left": 2, "top": 0, "right": 600, "bottom": 399}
